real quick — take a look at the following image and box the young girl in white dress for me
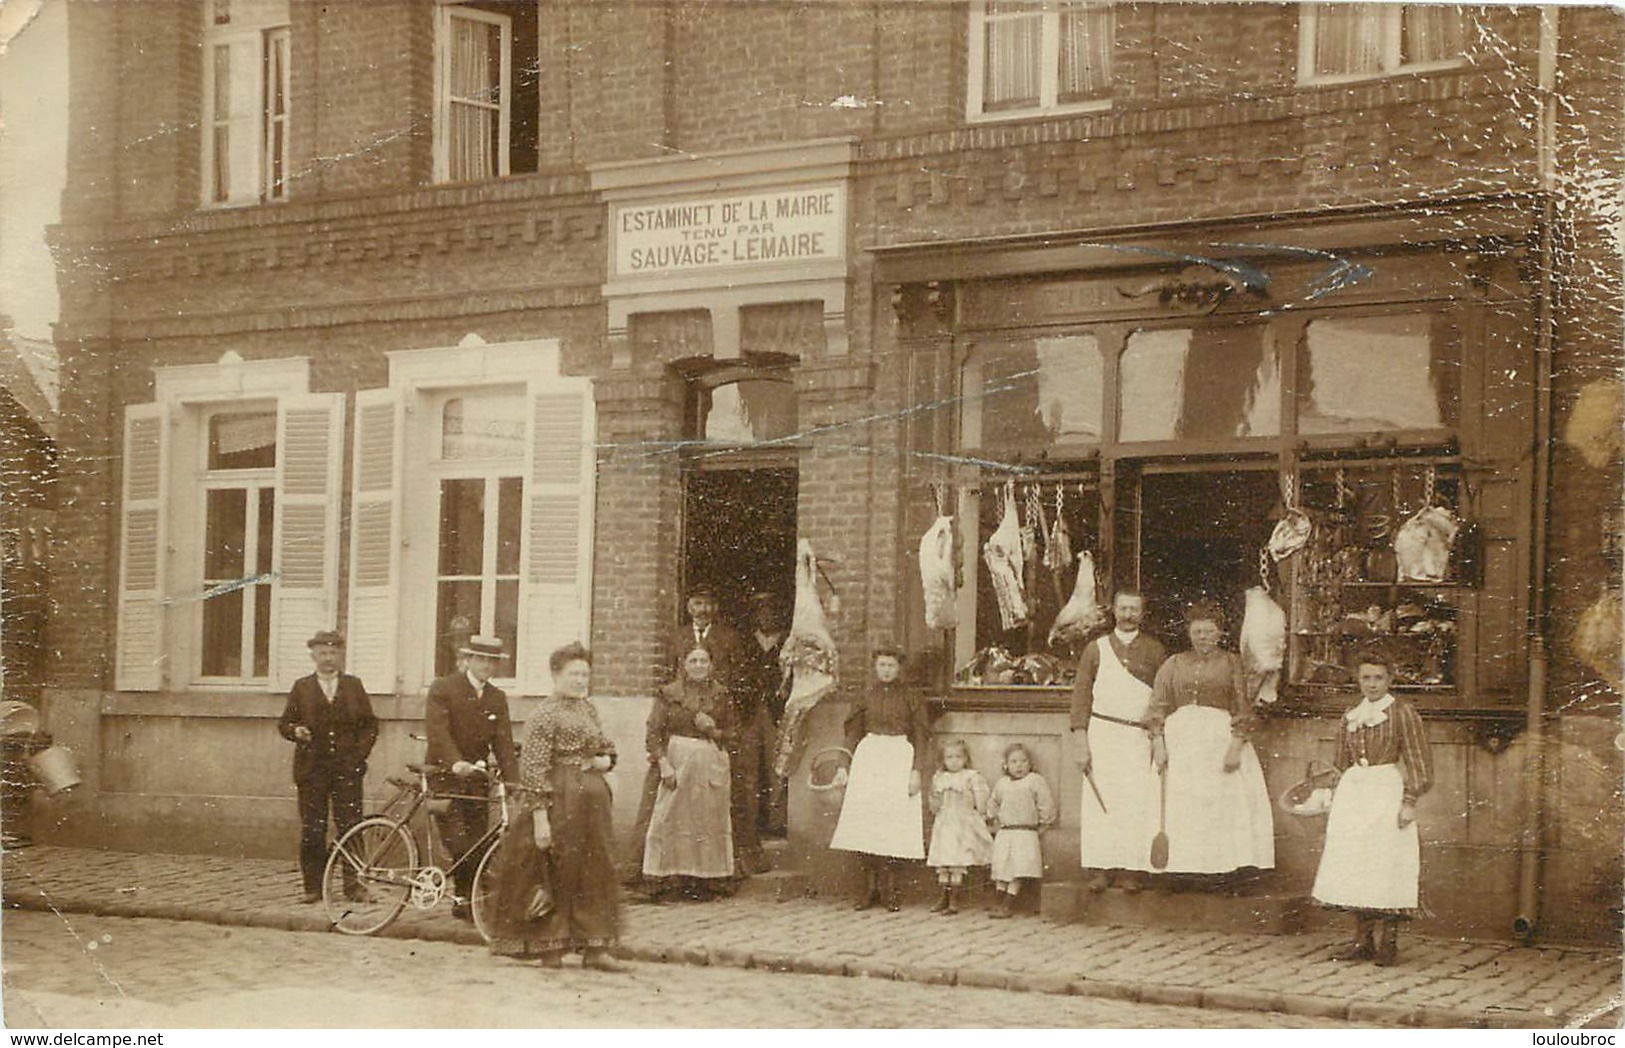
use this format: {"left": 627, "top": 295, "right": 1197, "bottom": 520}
{"left": 926, "top": 738, "right": 993, "bottom": 915}
{"left": 986, "top": 742, "right": 1056, "bottom": 918}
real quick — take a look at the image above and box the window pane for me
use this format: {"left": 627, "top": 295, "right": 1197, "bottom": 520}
{"left": 255, "top": 487, "right": 275, "bottom": 574}
{"left": 204, "top": 489, "right": 247, "bottom": 578}
{"left": 1297, "top": 315, "right": 1455, "bottom": 434}
{"left": 1402, "top": 4, "right": 1464, "bottom": 65}
{"left": 208, "top": 412, "right": 277, "bottom": 469}
{"left": 962, "top": 336, "right": 1103, "bottom": 451}
{"left": 702, "top": 380, "right": 796, "bottom": 443}
{"left": 495, "top": 579, "right": 519, "bottom": 672}
{"left": 439, "top": 478, "right": 486, "bottom": 576}
{"left": 1314, "top": 2, "right": 1383, "bottom": 76}
{"left": 252, "top": 582, "right": 272, "bottom": 679}
{"left": 984, "top": 6, "right": 1042, "bottom": 109}
{"left": 496, "top": 476, "right": 523, "bottom": 576}
{"left": 1119, "top": 326, "right": 1278, "bottom": 441}
{"left": 442, "top": 393, "right": 525, "bottom": 460}
{"left": 1059, "top": 2, "right": 1112, "bottom": 102}
{"left": 447, "top": 14, "right": 502, "bottom": 180}
{"left": 201, "top": 588, "right": 244, "bottom": 677}
{"left": 435, "top": 580, "right": 483, "bottom": 677}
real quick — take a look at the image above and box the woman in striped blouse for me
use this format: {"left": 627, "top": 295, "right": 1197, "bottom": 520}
{"left": 1311, "top": 648, "right": 1434, "bottom": 967}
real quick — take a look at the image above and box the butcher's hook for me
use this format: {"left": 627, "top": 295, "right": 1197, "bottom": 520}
{"left": 930, "top": 480, "right": 948, "bottom": 516}
{"left": 1259, "top": 547, "right": 1272, "bottom": 594}
{"left": 1423, "top": 464, "right": 1437, "bottom": 508}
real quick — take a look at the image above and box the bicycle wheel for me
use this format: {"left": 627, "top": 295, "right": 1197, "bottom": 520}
{"left": 470, "top": 837, "right": 502, "bottom": 944}
{"left": 323, "top": 817, "right": 417, "bottom": 935}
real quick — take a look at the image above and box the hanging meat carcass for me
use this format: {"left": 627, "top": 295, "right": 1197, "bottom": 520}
{"left": 773, "top": 539, "right": 839, "bottom": 778}
{"left": 982, "top": 486, "right": 1028, "bottom": 630}
{"left": 1572, "top": 589, "right": 1623, "bottom": 694}
{"left": 1048, "top": 550, "right": 1105, "bottom": 646}
{"left": 1240, "top": 585, "right": 1287, "bottom": 705}
{"left": 919, "top": 514, "right": 958, "bottom": 630}
{"left": 1394, "top": 505, "right": 1460, "bottom": 583}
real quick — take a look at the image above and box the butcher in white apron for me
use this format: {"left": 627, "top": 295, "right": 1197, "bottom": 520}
{"left": 1312, "top": 653, "right": 1434, "bottom": 967}
{"left": 1069, "top": 590, "right": 1168, "bottom": 891}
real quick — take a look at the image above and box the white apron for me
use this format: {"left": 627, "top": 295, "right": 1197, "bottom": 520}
{"left": 643, "top": 735, "right": 735, "bottom": 878}
{"left": 1079, "top": 636, "right": 1159, "bottom": 871}
{"left": 1162, "top": 705, "right": 1275, "bottom": 873}
{"left": 1312, "top": 763, "right": 1420, "bottom": 911}
{"left": 829, "top": 734, "right": 925, "bottom": 859}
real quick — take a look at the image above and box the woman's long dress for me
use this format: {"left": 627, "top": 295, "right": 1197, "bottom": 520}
{"left": 642, "top": 678, "right": 735, "bottom": 879}
{"left": 1145, "top": 650, "right": 1275, "bottom": 874}
{"left": 1312, "top": 694, "right": 1433, "bottom": 916}
{"left": 488, "top": 694, "right": 620, "bottom": 958}
{"left": 829, "top": 680, "right": 929, "bottom": 860}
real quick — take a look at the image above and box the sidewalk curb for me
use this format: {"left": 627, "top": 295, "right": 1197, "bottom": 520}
{"left": 0, "top": 887, "right": 1582, "bottom": 1029}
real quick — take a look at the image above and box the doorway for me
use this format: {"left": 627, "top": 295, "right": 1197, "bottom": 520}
{"left": 1135, "top": 468, "right": 1279, "bottom": 648}
{"left": 682, "top": 467, "right": 798, "bottom": 634}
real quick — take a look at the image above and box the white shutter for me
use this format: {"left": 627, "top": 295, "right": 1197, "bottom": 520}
{"left": 516, "top": 383, "right": 596, "bottom": 695}
{"left": 115, "top": 403, "right": 170, "bottom": 691}
{"left": 345, "top": 387, "right": 403, "bottom": 694}
{"left": 269, "top": 392, "right": 344, "bottom": 690}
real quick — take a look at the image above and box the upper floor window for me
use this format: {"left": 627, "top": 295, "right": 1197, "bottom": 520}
{"left": 1299, "top": 3, "right": 1466, "bottom": 85}
{"left": 433, "top": 1, "right": 541, "bottom": 182}
{"left": 967, "top": 1, "right": 1113, "bottom": 122}
{"left": 202, "top": 0, "right": 290, "bottom": 206}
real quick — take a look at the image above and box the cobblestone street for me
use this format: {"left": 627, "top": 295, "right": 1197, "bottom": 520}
{"left": 2, "top": 911, "right": 1378, "bottom": 1029}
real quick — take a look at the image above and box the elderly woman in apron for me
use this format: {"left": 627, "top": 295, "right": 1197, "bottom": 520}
{"left": 1312, "top": 650, "right": 1434, "bottom": 966}
{"left": 1146, "top": 600, "right": 1275, "bottom": 879}
{"left": 641, "top": 646, "right": 736, "bottom": 898}
{"left": 830, "top": 644, "right": 931, "bottom": 912}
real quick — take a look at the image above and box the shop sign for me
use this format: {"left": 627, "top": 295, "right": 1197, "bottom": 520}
{"left": 611, "top": 184, "right": 845, "bottom": 278}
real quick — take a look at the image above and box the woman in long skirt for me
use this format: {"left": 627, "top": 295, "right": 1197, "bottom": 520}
{"left": 641, "top": 646, "right": 736, "bottom": 896}
{"left": 1147, "top": 600, "right": 1274, "bottom": 877}
{"left": 488, "top": 642, "right": 625, "bottom": 971}
{"left": 1312, "top": 649, "right": 1433, "bottom": 966}
{"left": 829, "top": 644, "right": 930, "bottom": 911}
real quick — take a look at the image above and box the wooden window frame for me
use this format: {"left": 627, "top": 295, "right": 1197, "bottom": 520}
{"left": 966, "top": 0, "right": 1114, "bottom": 123}
{"left": 1297, "top": 3, "right": 1467, "bottom": 87}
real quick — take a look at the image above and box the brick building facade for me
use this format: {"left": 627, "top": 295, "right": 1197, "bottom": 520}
{"left": 38, "top": 1, "right": 1623, "bottom": 943}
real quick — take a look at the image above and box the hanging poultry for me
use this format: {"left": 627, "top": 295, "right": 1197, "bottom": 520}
{"left": 1048, "top": 550, "right": 1105, "bottom": 646}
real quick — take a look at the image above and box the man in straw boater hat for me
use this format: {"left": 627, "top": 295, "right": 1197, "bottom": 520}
{"left": 425, "top": 635, "right": 519, "bottom": 918}
{"left": 277, "top": 630, "right": 379, "bottom": 904}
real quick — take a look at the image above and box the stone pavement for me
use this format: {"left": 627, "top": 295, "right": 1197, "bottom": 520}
{"left": 2, "top": 845, "right": 1619, "bottom": 1029}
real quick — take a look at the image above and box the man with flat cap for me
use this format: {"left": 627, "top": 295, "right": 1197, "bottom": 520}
{"left": 425, "top": 634, "right": 519, "bottom": 917}
{"left": 278, "top": 630, "right": 378, "bottom": 904}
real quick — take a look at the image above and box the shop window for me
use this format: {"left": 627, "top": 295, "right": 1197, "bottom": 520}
{"left": 202, "top": 0, "right": 291, "bottom": 205}
{"left": 1119, "top": 325, "right": 1279, "bottom": 442}
{"left": 350, "top": 340, "right": 594, "bottom": 696}
{"left": 1286, "top": 463, "right": 1467, "bottom": 695}
{"left": 967, "top": 1, "right": 1113, "bottom": 121}
{"left": 115, "top": 356, "right": 344, "bottom": 693}
{"left": 961, "top": 336, "right": 1104, "bottom": 452}
{"left": 961, "top": 473, "right": 1101, "bottom": 686}
{"left": 1296, "top": 314, "right": 1457, "bottom": 435}
{"left": 1299, "top": 3, "right": 1466, "bottom": 85}
{"left": 433, "top": 1, "right": 541, "bottom": 182}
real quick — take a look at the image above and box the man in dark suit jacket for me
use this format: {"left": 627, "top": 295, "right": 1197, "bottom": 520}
{"left": 278, "top": 630, "right": 379, "bottom": 904}
{"left": 424, "top": 634, "right": 518, "bottom": 917}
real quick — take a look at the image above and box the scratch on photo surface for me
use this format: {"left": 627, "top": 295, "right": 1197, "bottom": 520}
{"left": 11, "top": 867, "right": 128, "bottom": 999}
{"left": 164, "top": 573, "right": 278, "bottom": 606}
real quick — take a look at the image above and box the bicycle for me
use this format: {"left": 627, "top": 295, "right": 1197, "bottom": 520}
{"left": 322, "top": 755, "right": 527, "bottom": 941}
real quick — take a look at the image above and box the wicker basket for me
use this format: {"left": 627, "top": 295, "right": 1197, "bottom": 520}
{"left": 806, "top": 746, "right": 853, "bottom": 816}
{"left": 1277, "top": 759, "right": 1341, "bottom": 820}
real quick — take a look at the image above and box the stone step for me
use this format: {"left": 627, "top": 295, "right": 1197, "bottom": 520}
{"left": 734, "top": 868, "right": 811, "bottom": 902}
{"left": 1042, "top": 879, "right": 1308, "bottom": 935}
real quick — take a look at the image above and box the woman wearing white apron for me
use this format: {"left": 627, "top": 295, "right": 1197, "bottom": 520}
{"left": 1069, "top": 590, "right": 1168, "bottom": 892}
{"left": 830, "top": 644, "right": 930, "bottom": 911}
{"left": 1312, "top": 651, "right": 1434, "bottom": 966}
{"left": 1147, "top": 600, "right": 1275, "bottom": 878}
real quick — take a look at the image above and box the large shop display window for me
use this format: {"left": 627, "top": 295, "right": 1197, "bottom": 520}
{"left": 950, "top": 306, "right": 1475, "bottom": 703}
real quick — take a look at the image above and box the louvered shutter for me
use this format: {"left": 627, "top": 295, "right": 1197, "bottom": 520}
{"left": 115, "top": 403, "right": 170, "bottom": 691}
{"left": 345, "top": 387, "right": 403, "bottom": 695}
{"left": 515, "top": 384, "right": 596, "bottom": 695}
{"left": 269, "top": 392, "right": 344, "bottom": 690}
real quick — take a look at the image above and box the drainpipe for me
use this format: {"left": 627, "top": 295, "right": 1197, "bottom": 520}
{"left": 1513, "top": 4, "right": 1560, "bottom": 944}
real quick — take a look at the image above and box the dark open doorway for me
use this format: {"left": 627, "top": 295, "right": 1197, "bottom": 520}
{"left": 682, "top": 467, "right": 798, "bottom": 634}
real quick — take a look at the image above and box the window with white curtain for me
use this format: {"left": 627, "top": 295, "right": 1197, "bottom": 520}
{"left": 967, "top": 1, "right": 1113, "bottom": 121}
{"left": 201, "top": 0, "right": 291, "bottom": 206}
{"left": 1299, "top": 3, "right": 1466, "bottom": 84}
{"left": 433, "top": 1, "right": 542, "bottom": 183}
